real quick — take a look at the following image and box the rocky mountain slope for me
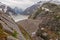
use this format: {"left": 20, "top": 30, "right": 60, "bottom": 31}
{"left": 17, "top": 19, "right": 44, "bottom": 40}
{"left": 17, "top": 19, "right": 40, "bottom": 35}
{"left": 0, "top": 11, "right": 33, "bottom": 40}
{"left": 29, "top": 2, "right": 60, "bottom": 40}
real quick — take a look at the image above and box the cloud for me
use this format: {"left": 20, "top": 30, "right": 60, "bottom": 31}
{"left": 0, "top": 0, "right": 54, "bottom": 10}
{"left": 0, "top": 0, "right": 36, "bottom": 9}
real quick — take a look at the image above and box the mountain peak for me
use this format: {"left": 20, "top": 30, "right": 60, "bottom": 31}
{"left": 37, "top": 1, "right": 42, "bottom": 3}
{"left": 0, "top": 2, "right": 17, "bottom": 15}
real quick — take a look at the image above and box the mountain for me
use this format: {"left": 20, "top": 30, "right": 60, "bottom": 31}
{"left": 29, "top": 2, "right": 60, "bottom": 40}
{"left": 13, "top": 7, "right": 23, "bottom": 14}
{"left": 17, "top": 2, "right": 60, "bottom": 40}
{"left": 22, "top": 1, "right": 46, "bottom": 15}
{"left": 29, "top": 2, "right": 60, "bottom": 19}
{"left": 22, "top": 0, "right": 60, "bottom": 15}
{"left": 0, "top": 2, "right": 17, "bottom": 15}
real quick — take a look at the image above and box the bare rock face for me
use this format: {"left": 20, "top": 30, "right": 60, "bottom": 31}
{"left": 0, "top": 11, "right": 26, "bottom": 40}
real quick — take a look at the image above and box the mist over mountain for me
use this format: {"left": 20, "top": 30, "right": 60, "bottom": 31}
{"left": 0, "top": 2, "right": 15, "bottom": 15}
{"left": 0, "top": 2, "right": 24, "bottom": 16}
{"left": 22, "top": 1, "right": 47, "bottom": 15}
{"left": 13, "top": 7, "right": 23, "bottom": 14}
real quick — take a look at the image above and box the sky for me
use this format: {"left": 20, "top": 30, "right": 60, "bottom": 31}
{"left": 0, "top": 0, "right": 39, "bottom": 9}
{"left": 0, "top": 0, "right": 60, "bottom": 10}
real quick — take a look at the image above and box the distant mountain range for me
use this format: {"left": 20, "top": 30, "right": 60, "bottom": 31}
{"left": 22, "top": 1, "right": 45, "bottom": 15}
{"left": 13, "top": 7, "right": 23, "bottom": 14}
{"left": 22, "top": 0, "right": 60, "bottom": 15}
{"left": 0, "top": 1, "right": 48, "bottom": 15}
{"left": 0, "top": 0, "right": 60, "bottom": 16}
{"left": 0, "top": 2, "right": 24, "bottom": 15}
{"left": 0, "top": 2, "right": 16, "bottom": 15}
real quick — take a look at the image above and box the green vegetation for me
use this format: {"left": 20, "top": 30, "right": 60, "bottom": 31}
{"left": 12, "top": 30, "right": 18, "bottom": 38}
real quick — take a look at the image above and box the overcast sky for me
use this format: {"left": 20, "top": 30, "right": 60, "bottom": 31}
{"left": 0, "top": 0, "right": 59, "bottom": 10}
